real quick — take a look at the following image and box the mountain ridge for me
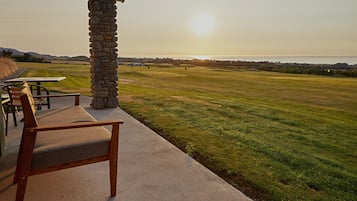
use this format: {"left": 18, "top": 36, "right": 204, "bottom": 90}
{"left": 0, "top": 47, "right": 89, "bottom": 61}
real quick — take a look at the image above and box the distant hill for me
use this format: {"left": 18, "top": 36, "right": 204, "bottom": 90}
{"left": 0, "top": 47, "right": 89, "bottom": 62}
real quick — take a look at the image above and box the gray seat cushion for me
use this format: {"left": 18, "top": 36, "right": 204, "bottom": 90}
{"left": 36, "top": 106, "right": 95, "bottom": 124}
{"left": 31, "top": 106, "right": 111, "bottom": 170}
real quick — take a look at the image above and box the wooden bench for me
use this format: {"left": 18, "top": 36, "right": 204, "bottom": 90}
{"left": 13, "top": 88, "right": 124, "bottom": 201}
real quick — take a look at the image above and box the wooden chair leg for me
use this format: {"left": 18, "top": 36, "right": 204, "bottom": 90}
{"left": 14, "top": 129, "right": 36, "bottom": 200}
{"left": 47, "top": 97, "right": 51, "bottom": 109}
{"left": 13, "top": 157, "right": 21, "bottom": 184}
{"left": 5, "top": 111, "right": 9, "bottom": 136}
{"left": 109, "top": 157, "right": 117, "bottom": 197}
{"left": 13, "top": 137, "right": 24, "bottom": 184}
{"left": 12, "top": 106, "right": 17, "bottom": 127}
{"left": 16, "top": 177, "right": 28, "bottom": 201}
{"left": 109, "top": 123, "right": 120, "bottom": 197}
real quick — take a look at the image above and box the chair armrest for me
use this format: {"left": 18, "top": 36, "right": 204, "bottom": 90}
{"left": 27, "top": 119, "right": 124, "bottom": 132}
{"left": 1, "top": 98, "right": 10, "bottom": 105}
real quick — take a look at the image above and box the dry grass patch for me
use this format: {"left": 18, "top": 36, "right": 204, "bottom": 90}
{"left": 0, "top": 57, "right": 17, "bottom": 79}
{"left": 120, "top": 95, "right": 143, "bottom": 104}
{"left": 119, "top": 79, "right": 135, "bottom": 84}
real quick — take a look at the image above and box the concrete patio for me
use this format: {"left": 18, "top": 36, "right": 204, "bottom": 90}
{"left": 0, "top": 95, "right": 252, "bottom": 201}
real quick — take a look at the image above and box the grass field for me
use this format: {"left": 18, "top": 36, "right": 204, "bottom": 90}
{"left": 17, "top": 62, "right": 357, "bottom": 201}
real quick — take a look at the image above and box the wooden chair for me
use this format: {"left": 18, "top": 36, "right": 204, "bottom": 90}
{"left": 1, "top": 97, "right": 10, "bottom": 137}
{"left": 13, "top": 88, "right": 123, "bottom": 201}
{"left": 4, "top": 83, "right": 23, "bottom": 128}
{"left": 0, "top": 93, "right": 9, "bottom": 158}
{"left": 29, "top": 83, "right": 51, "bottom": 110}
{"left": 2, "top": 82, "right": 52, "bottom": 135}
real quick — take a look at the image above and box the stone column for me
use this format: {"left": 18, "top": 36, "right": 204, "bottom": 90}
{"left": 88, "top": 0, "right": 119, "bottom": 109}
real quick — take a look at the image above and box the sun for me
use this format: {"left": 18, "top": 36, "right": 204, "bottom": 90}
{"left": 193, "top": 55, "right": 211, "bottom": 60}
{"left": 191, "top": 12, "right": 215, "bottom": 36}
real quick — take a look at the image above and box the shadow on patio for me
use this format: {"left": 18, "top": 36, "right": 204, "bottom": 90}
{"left": 0, "top": 95, "right": 251, "bottom": 201}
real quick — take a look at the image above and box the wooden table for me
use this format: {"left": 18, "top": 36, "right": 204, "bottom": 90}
{"left": 5, "top": 77, "right": 66, "bottom": 95}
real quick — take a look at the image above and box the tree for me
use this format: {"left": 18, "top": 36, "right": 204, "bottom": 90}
{"left": 1, "top": 50, "right": 13, "bottom": 57}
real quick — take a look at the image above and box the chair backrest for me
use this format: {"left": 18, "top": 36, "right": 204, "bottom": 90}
{"left": 7, "top": 84, "right": 23, "bottom": 107}
{"left": 21, "top": 82, "right": 36, "bottom": 114}
{"left": 20, "top": 92, "right": 38, "bottom": 129}
{"left": 6, "top": 81, "right": 36, "bottom": 114}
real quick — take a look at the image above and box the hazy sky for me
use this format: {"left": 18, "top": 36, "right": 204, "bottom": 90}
{"left": 1, "top": 0, "right": 357, "bottom": 58}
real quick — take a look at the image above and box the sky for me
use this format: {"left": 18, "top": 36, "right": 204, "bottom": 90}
{"left": 1, "top": 0, "right": 357, "bottom": 58}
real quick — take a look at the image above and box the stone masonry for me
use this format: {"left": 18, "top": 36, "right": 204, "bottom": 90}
{"left": 88, "top": 0, "right": 120, "bottom": 109}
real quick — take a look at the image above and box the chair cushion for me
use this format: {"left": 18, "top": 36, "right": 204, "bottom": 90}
{"left": 36, "top": 106, "right": 95, "bottom": 124}
{"left": 31, "top": 106, "right": 111, "bottom": 170}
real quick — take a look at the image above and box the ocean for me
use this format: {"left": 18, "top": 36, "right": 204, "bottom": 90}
{"left": 210, "top": 56, "right": 357, "bottom": 65}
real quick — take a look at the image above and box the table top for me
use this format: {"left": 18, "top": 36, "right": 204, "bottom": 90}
{"left": 5, "top": 77, "right": 66, "bottom": 83}
{"left": 1, "top": 94, "right": 9, "bottom": 99}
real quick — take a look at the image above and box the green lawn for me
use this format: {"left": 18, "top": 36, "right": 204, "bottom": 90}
{"left": 17, "top": 62, "right": 91, "bottom": 94}
{"left": 17, "top": 62, "right": 357, "bottom": 201}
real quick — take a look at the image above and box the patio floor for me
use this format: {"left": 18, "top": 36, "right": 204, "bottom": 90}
{"left": 0, "top": 95, "right": 252, "bottom": 201}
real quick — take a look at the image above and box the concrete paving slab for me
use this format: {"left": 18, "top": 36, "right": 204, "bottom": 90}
{"left": 0, "top": 95, "right": 252, "bottom": 201}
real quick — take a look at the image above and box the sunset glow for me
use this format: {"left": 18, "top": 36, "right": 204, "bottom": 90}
{"left": 0, "top": 1, "right": 356, "bottom": 57}
{"left": 191, "top": 12, "right": 215, "bottom": 36}
{"left": 193, "top": 55, "right": 211, "bottom": 60}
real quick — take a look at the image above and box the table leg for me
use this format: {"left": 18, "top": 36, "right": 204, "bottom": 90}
{"left": 36, "top": 82, "right": 41, "bottom": 96}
